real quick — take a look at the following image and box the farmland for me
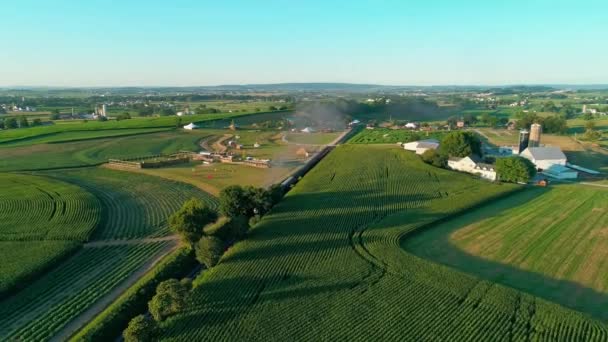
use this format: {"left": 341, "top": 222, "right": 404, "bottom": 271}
{"left": 348, "top": 128, "right": 446, "bottom": 144}
{"left": 403, "top": 184, "right": 608, "bottom": 320}
{"left": 152, "top": 145, "right": 607, "bottom": 340}
{"left": 0, "top": 130, "right": 213, "bottom": 172}
{"left": 0, "top": 242, "right": 169, "bottom": 341}
{"left": 40, "top": 167, "right": 218, "bottom": 240}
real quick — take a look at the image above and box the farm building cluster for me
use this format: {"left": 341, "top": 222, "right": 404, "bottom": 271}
{"left": 402, "top": 123, "right": 583, "bottom": 181}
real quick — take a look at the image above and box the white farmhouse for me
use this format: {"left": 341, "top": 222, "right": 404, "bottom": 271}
{"left": 519, "top": 147, "right": 566, "bottom": 170}
{"left": 447, "top": 156, "right": 497, "bottom": 181}
{"left": 402, "top": 139, "right": 439, "bottom": 155}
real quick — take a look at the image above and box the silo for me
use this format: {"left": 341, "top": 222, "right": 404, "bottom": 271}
{"left": 529, "top": 123, "right": 542, "bottom": 147}
{"left": 518, "top": 129, "right": 529, "bottom": 153}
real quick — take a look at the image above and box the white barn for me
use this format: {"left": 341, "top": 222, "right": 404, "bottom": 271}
{"left": 402, "top": 139, "right": 440, "bottom": 155}
{"left": 447, "top": 156, "right": 497, "bottom": 181}
{"left": 520, "top": 147, "right": 567, "bottom": 170}
{"left": 183, "top": 122, "right": 198, "bottom": 130}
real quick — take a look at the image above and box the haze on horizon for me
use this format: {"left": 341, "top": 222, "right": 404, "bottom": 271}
{"left": 2, "top": 0, "right": 607, "bottom": 87}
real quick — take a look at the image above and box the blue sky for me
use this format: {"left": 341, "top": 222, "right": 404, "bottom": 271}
{"left": 1, "top": 0, "right": 607, "bottom": 86}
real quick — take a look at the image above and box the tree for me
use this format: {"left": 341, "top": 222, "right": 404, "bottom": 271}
{"left": 541, "top": 101, "right": 558, "bottom": 113}
{"left": 583, "top": 112, "right": 594, "bottom": 121}
{"left": 5, "top": 117, "right": 18, "bottom": 129}
{"left": 50, "top": 111, "right": 61, "bottom": 120}
{"left": 97, "top": 115, "right": 108, "bottom": 122}
{"left": 446, "top": 116, "right": 458, "bottom": 128}
{"left": 585, "top": 120, "right": 596, "bottom": 131}
{"left": 463, "top": 113, "right": 477, "bottom": 126}
{"left": 439, "top": 131, "right": 481, "bottom": 158}
{"left": 32, "top": 118, "right": 42, "bottom": 126}
{"left": 515, "top": 113, "right": 538, "bottom": 130}
{"left": 168, "top": 198, "right": 217, "bottom": 245}
{"left": 148, "top": 279, "right": 189, "bottom": 321}
{"left": 19, "top": 116, "right": 29, "bottom": 128}
{"left": 219, "top": 185, "right": 275, "bottom": 218}
{"left": 560, "top": 103, "right": 576, "bottom": 119}
{"left": 123, "top": 315, "right": 156, "bottom": 342}
{"left": 195, "top": 236, "right": 225, "bottom": 268}
{"left": 542, "top": 116, "right": 567, "bottom": 134}
{"left": 0, "top": 120, "right": 5, "bottom": 129}
{"left": 159, "top": 107, "right": 176, "bottom": 116}
{"left": 268, "top": 106, "right": 278, "bottom": 111}
{"left": 420, "top": 149, "right": 447, "bottom": 168}
{"left": 495, "top": 156, "right": 536, "bottom": 183}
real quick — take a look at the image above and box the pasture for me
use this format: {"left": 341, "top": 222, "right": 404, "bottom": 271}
{"left": 154, "top": 145, "right": 608, "bottom": 340}
{"left": 403, "top": 184, "right": 608, "bottom": 320}
{"left": 0, "top": 127, "right": 170, "bottom": 147}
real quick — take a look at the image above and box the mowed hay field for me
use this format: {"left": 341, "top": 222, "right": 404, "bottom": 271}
{"left": 155, "top": 145, "right": 608, "bottom": 341}
{"left": 404, "top": 184, "right": 608, "bottom": 320}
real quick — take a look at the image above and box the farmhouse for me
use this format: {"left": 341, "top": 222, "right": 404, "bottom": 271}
{"left": 520, "top": 146, "right": 566, "bottom": 170}
{"left": 448, "top": 156, "right": 497, "bottom": 181}
{"left": 402, "top": 139, "right": 440, "bottom": 155}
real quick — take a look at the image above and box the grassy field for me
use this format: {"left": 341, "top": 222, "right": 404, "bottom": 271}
{"left": 40, "top": 167, "right": 218, "bottom": 240}
{"left": 348, "top": 128, "right": 447, "bottom": 144}
{"left": 403, "top": 184, "right": 608, "bottom": 320}
{"left": 0, "top": 127, "right": 170, "bottom": 147}
{"left": 153, "top": 145, "right": 608, "bottom": 340}
{"left": 0, "top": 111, "right": 260, "bottom": 144}
{"left": 0, "top": 130, "right": 213, "bottom": 172}
{"left": 285, "top": 132, "right": 342, "bottom": 145}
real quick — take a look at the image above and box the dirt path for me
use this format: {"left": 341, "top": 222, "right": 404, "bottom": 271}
{"left": 212, "top": 134, "right": 232, "bottom": 153}
{"left": 51, "top": 238, "right": 180, "bottom": 341}
{"left": 84, "top": 235, "right": 179, "bottom": 247}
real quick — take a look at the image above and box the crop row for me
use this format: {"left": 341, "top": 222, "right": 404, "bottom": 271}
{"left": 155, "top": 145, "right": 608, "bottom": 340}
{"left": 42, "top": 167, "right": 218, "bottom": 240}
{"left": 0, "top": 242, "right": 168, "bottom": 342}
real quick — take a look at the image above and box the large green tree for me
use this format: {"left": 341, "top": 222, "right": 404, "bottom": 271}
{"left": 123, "top": 315, "right": 156, "bottom": 342}
{"left": 439, "top": 131, "right": 481, "bottom": 157}
{"left": 495, "top": 156, "right": 536, "bottom": 183}
{"left": 219, "top": 185, "right": 275, "bottom": 218}
{"left": 169, "top": 198, "right": 217, "bottom": 245}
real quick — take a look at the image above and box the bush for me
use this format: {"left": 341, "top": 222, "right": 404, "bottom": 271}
{"left": 420, "top": 149, "right": 447, "bottom": 168}
{"left": 205, "top": 216, "right": 249, "bottom": 243}
{"left": 169, "top": 198, "right": 218, "bottom": 245}
{"left": 149, "top": 279, "right": 189, "bottom": 322}
{"left": 69, "top": 247, "right": 196, "bottom": 342}
{"left": 123, "top": 315, "right": 156, "bottom": 342}
{"left": 195, "top": 236, "right": 225, "bottom": 269}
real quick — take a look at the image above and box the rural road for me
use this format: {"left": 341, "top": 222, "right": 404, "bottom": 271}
{"left": 52, "top": 238, "right": 179, "bottom": 341}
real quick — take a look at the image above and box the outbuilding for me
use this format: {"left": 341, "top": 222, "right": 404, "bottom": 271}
{"left": 402, "top": 139, "right": 440, "bottom": 155}
{"left": 520, "top": 146, "right": 567, "bottom": 170}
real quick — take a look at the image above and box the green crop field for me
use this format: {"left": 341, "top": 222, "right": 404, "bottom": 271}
{"left": 0, "top": 130, "right": 213, "bottom": 172}
{"left": 0, "top": 173, "right": 101, "bottom": 241}
{"left": 0, "top": 127, "right": 171, "bottom": 147}
{"left": 0, "top": 242, "right": 168, "bottom": 341}
{"left": 40, "top": 167, "right": 218, "bottom": 240}
{"left": 348, "top": 128, "right": 446, "bottom": 144}
{"left": 0, "top": 111, "right": 260, "bottom": 144}
{"left": 404, "top": 184, "right": 608, "bottom": 320}
{"left": 154, "top": 145, "right": 608, "bottom": 340}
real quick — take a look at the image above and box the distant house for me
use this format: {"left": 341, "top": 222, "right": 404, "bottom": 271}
{"left": 456, "top": 120, "right": 465, "bottom": 128}
{"left": 404, "top": 122, "right": 418, "bottom": 129}
{"left": 183, "top": 122, "right": 197, "bottom": 130}
{"left": 447, "top": 156, "right": 497, "bottom": 181}
{"left": 402, "top": 139, "right": 440, "bottom": 155}
{"left": 520, "top": 146, "right": 567, "bottom": 170}
{"left": 301, "top": 127, "right": 315, "bottom": 133}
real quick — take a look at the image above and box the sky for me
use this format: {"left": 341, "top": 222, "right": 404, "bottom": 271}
{"left": 1, "top": 0, "right": 607, "bottom": 87}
